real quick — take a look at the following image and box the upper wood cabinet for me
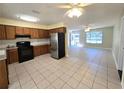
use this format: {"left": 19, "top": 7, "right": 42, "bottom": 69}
{"left": 43, "top": 30, "right": 49, "bottom": 38}
{"left": 5, "top": 25, "right": 16, "bottom": 39}
{"left": 50, "top": 27, "right": 66, "bottom": 33}
{"left": 23, "top": 28, "right": 31, "bottom": 35}
{"left": 16, "top": 27, "right": 31, "bottom": 35}
{"left": 0, "top": 24, "right": 66, "bottom": 40}
{"left": 31, "top": 28, "right": 39, "bottom": 39}
{"left": 16, "top": 26, "right": 24, "bottom": 35}
{"left": 38, "top": 29, "right": 49, "bottom": 38}
{"left": 0, "top": 25, "right": 6, "bottom": 40}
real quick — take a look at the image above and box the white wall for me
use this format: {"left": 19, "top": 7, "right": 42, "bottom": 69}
{"left": 112, "top": 17, "right": 122, "bottom": 70}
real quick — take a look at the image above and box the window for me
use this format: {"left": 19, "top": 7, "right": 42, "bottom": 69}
{"left": 86, "top": 32, "right": 103, "bottom": 44}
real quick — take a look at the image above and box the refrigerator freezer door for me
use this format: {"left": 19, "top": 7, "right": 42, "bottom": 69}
{"left": 50, "top": 33, "right": 58, "bottom": 59}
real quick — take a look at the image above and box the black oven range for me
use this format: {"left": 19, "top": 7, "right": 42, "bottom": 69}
{"left": 16, "top": 41, "right": 34, "bottom": 63}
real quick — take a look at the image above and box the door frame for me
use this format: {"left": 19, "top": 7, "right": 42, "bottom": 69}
{"left": 119, "top": 16, "right": 124, "bottom": 88}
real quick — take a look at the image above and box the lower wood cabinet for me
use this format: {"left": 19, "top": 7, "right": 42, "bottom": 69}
{"left": 40, "top": 45, "right": 49, "bottom": 55}
{"left": 0, "top": 60, "right": 8, "bottom": 89}
{"left": 33, "top": 45, "right": 49, "bottom": 57}
{"left": 7, "top": 48, "right": 19, "bottom": 64}
{"left": 33, "top": 45, "right": 41, "bottom": 57}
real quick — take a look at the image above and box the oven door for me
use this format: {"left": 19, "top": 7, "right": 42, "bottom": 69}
{"left": 18, "top": 46, "right": 34, "bottom": 63}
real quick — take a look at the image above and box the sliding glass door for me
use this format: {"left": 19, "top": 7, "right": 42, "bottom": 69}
{"left": 70, "top": 32, "right": 80, "bottom": 47}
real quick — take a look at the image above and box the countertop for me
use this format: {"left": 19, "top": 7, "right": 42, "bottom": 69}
{"left": 0, "top": 55, "right": 6, "bottom": 61}
{"left": 31, "top": 42, "right": 50, "bottom": 46}
{"left": 6, "top": 47, "right": 18, "bottom": 50}
{"left": 0, "top": 49, "right": 6, "bottom": 61}
{"left": 0, "top": 42, "right": 50, "bottom": 60}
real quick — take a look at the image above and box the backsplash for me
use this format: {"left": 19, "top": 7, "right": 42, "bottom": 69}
{"left": 0, "top": 38, "right": 50, "bottom": 48}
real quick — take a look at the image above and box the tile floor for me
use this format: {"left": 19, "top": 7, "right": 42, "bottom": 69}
{"left": 8, "top": 47, "right": 122, "bottom": 89}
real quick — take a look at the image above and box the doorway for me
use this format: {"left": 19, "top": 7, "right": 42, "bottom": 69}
{"left": 70, "top": 32, "right": 80, "bottom": 47}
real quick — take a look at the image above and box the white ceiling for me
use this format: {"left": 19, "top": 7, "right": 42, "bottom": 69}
{"left": 0, "top": 3, "right": 124, "bottom": 30}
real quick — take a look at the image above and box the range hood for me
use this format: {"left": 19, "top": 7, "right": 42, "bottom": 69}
{"left": 16, "top": 35, "right": 31, "bottom": 38}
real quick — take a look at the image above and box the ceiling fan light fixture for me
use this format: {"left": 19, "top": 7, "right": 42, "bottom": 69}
{"left": 67, "top": 8, "right": 82, "bottom": 18}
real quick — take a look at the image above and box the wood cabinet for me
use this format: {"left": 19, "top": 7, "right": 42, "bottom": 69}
{"left": 16, "top": 26, "right": 24, "bottom": 35}
{"left": 40, "top": 45, "right": 49, "bottom": 54}
{"left": 5, "top": 25, "right": 16, "bottom": 39}
{"left": 31, "top": 28, "right": 39, "bottom": 39}
{"left": 0, "top": 24, "right": 66, "bottom": 40}
{"left": 7, "top": 48, "right": 19, "bottom": 64}
{"left": 50, "top": 27, "right": 66, "bottom": 33}
{"left": 33, "top": 45, "right": 41, "bottom": 57}
{"left": 0, "top": 25, "right": 6, "bottom": 40}
{"left": 23, "top": 28, "right": 31, "bottom": 35}
{"left": 0, "top": 60, "right": 8, "bottom": 89}
{"left": 48, "top": 45, "right": 50, "bottom": 53}
{"left": 39, "top": 29, "right": 49, "bottom": 38}
{"left": 16, "top": 27, "right": 31, "bottom": 35}
{"left": 33, "top": 45, "right": 49, "bottom": 57}
{"left": 43, "top": 30, "right": 49, "bottom": 38}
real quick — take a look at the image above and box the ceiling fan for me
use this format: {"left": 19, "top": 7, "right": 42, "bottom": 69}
{"left": 57, "top": 3, "right": 92, "bottom": 18}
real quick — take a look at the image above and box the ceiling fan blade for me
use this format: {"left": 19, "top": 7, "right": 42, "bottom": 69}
{"left": 56, "top": 5, "right": 71, "bottom": 9}
{"left": 78, "top": 3, "right": 92, "bottom": 7}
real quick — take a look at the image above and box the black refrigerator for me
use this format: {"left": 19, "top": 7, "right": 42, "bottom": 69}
{"left": 50, "top": 32, "right": 65, "bottom": 59}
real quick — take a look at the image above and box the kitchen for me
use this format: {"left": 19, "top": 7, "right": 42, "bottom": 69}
{"left": 0, "top": 23, "right": 66, "bottom": 88}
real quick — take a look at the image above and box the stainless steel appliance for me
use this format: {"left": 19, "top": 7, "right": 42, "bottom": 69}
{"left": 50, "top": 33, "right": 65, "bottom": 59}
{"left": 16, "top": 41, "right": 34, "bottom": 63}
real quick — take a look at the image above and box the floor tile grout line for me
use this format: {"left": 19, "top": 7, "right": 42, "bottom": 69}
{"left": 29, "top": 62, "right": 59, "bottom": 89}
{"left": 13, "top": 63, "right": 22, "bottom": 89}
{"left": 75, "top": 65, "right": 90, "bottom": 88}
{"left": 23, "top": 64, "right": 39, "bottom": 89}
{"left": 91, "top": 51, "right": 103, "bottom": 89}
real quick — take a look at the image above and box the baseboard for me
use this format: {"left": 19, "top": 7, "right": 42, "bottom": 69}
{"left": 84, "top": 46, "right": 112, "bottom": 50}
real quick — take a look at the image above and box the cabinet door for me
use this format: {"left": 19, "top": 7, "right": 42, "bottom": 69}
{"left": 57, "top": 27, "right": 66, "bottom": 33}
{"left": 16, "top": 26, "right": 24, "bottom": 35}
{"left": 23, "top": 28, "right": 31, "bottom": 35}
{"left": 40, "top": 45, "right": 49, "bottom": 54}
{"left": 50, "top": 27, "right": 66, "bottom": 33}
{"left": 7, "top": 49, "right": 19, "bottom": 64}
{"left": 0, "top": 60, "right": 8, "bottom": 89}
{"left": 39, "top": 29, "right": 49, "bottom": 38}
{"left": 38, "top": 29, "right": 44, "bottom": 38}
{"left": 31, "top": 28, "right": 39, "bottom": 39}
{"left": 48, "top": 45, "right": 50, "bottom": 53}
{"left": 0, "top": 25, "right": 6, "bottom": 40}
{"left": 6, "top": 25, "right": 16, "bottom": 39}
{"left": 33, "top": 46, "right": 41, "bottom": 57}
{"left": 50, "top": 29, "right": 56, "bottom": 33}
{"left": 43, "top": 30, "right": 49, "bottom": 38}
